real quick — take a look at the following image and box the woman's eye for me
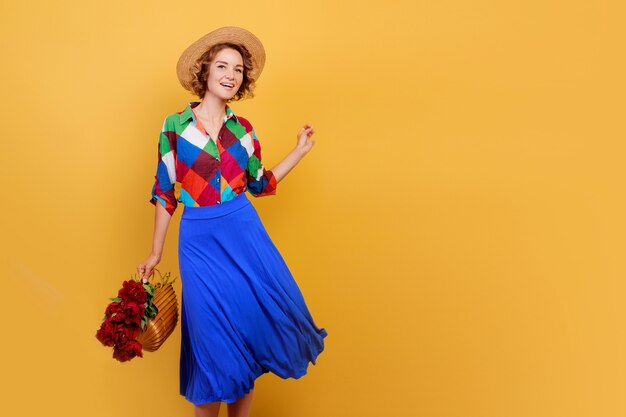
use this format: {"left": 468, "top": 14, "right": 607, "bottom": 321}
{"left": 236, "top": 69, "right": 243, "bottom": 73}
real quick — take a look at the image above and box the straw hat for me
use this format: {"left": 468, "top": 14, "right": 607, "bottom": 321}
{"left": 176, "top": 26, "right": 266, "bottom": 92}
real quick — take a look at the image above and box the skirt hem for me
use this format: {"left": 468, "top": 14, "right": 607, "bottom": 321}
{"left": 183, "top": 329, "right": 328, "bottom": 406}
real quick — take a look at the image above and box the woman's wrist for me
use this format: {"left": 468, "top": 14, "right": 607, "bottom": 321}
{"left": 293, "top": 145, "right": 308, "bottom": 160}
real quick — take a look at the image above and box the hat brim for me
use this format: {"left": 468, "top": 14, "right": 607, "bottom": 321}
{"left": 176, "top": 26, "right": 266, "bottom": 92}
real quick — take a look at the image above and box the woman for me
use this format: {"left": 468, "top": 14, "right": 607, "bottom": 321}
{"left": 137, "top": 27, "right": 328, "bottom": 417}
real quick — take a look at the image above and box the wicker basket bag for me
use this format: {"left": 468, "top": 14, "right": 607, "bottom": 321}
{"left": 137, "top": 269, "right": 179, "bottom": 352}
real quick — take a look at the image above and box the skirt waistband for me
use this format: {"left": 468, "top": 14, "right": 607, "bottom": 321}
{"left": 181, "top": 192, "right": 251, "bottom": 220}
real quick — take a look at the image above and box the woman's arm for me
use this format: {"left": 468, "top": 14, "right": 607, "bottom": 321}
{"left": 137, "top": 203, "right": 172, "bottom": 282}
{"left": 271, "top": 124, "right": 316, "bottom": 183}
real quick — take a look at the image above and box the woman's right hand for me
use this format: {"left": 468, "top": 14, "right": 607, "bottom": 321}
{"left": 137, "top": 253, "right": 161, "bottom": 283}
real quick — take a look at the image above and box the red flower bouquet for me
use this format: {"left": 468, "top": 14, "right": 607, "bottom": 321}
{"left": 96, "top": 277, "right": 159, "bottom": 362}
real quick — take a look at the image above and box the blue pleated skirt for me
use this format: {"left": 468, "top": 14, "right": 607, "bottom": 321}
{"left": 177, "top": 192, "right": 328, "bottom": 406}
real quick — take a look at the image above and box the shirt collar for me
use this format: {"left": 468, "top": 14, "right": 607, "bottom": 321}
{"left": 178, "top": 101, "right": 239, "bottom": 125}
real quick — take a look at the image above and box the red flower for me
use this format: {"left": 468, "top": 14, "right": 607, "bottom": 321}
{"left": 105, "top": 301, "right": 123, "bottom": 317}
{"left": 123, "top": 302, "right": 145, "bottom": 325}
{"left": 126, "top": 323, "right": 141, "bottom": 340}
{"left": 109, "top": 311, "right": 127, "bottom": 324}
{"left": 95, "top": 320, "right": 116, "bottom": 347}
{"left": 112, "top": 340, "right": 143, "bottom": 362}
{"left": 114, "top": 327, "right": 131, "bottom": 346}
{"left": 112, "top": 322, "right": 142, "bottom": 344}
{"left": 118, "top": 280, "right": 148, "bottom": 304}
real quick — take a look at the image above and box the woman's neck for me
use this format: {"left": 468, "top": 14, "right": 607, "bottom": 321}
{"left": 194, "top": 94, "right": 227, "bottom": 125}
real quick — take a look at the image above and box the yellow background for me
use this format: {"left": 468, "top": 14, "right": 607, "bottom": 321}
{"left": 1, "top": 0, "right": 625, "bottom": 416}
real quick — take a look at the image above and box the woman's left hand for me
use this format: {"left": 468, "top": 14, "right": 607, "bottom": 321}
{"left": 296, "top": 124, "right": 316, "bottom": 156}
{"left": 271, "top": 124, "right": 317, "bottom": 182}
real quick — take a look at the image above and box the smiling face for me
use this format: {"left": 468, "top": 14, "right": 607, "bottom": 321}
{"left": 204, "top": 47, "right": 245, "bottom": 101}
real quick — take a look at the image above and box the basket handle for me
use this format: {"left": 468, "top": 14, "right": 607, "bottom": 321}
{"left": 142, "top": 268, "right": 164, "bottom": 284}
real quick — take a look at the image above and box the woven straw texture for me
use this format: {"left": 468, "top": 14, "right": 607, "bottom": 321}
{"left": 137, "top": 279, "right": 179, "bottom": 352}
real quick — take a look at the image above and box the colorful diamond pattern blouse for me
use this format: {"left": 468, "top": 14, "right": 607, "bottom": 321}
{"left": 150, "top": 101, "right": 277, "bottom": 215}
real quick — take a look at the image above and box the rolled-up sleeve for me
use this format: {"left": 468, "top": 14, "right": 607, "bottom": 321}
{"left": 246, "top": 127, "right": 277, "bottom": 197}
{"left": 149, "top": 118, "right": 178, "bottom": 215}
